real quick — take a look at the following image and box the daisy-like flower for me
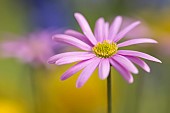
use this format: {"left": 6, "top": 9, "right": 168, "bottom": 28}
{"left": 48, "top": 13, "right": 161, "bottom": 88}
{"left": 1, "top": 31, "right": 61, "bottom": 67}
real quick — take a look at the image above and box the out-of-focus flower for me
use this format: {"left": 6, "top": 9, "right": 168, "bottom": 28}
{"left": 1, "top": 31, "right": 61, "bottom": 67}
{"left": 48, "top": 13, "right": 161, "bottom": 88}
{"left": 119, "top": 17, "right": 152, "bottom": 39}
{"left": 1, "top": 39, "right": 32, "bottom": 63}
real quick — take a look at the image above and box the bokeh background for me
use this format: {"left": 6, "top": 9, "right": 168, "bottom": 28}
{"left": 0, "top": 0, "right": 170, "bottom": 113}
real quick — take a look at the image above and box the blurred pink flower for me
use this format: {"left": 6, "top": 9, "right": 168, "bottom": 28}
{"left": 1, "top": 40, "right": 33, "bottom": 63}
{"left": 119, "top": 17, "right": 152, "bottom": 39}
{"left": 48, "top": 13, "right": 161, "bottom": 88}
{"left": 1, "top": 31, "right": 61, "bottom": 66}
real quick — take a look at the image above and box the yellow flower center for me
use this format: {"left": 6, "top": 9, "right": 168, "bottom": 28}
{"left": 92, "top": 40, "right": 118, "bottom": 58}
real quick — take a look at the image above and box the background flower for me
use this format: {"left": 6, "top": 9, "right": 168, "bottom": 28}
{"left": 1, "top": 30, "right": 63, "bottom": 67}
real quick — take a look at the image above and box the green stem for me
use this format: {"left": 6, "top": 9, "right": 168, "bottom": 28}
{"left": 107, "top": 69, "right": 112, "bottom": 113}
{"left": 28, "top": 65, "right": 38, "bottom": 113}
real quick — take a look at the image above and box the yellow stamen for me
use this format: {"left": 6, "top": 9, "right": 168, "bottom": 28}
{"left": 92, "top": 40, "right": 118, "bottom": 58}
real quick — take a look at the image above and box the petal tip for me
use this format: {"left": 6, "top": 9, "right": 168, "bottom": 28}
{"left": 154, "top": 40, "right": 158, "bottom": 43}
{"left": 74, "top": 12, "right": 82, "bottom": 18}
{"left": 133, "top": 69, "right": 139, "bottom": 74}
{"left": 47, "top": 60, "right": 52, "bottom": 64}
{"left": 54, "top": 60, "right": 62, "bottom": 65}
{"left": 159, "top": 60, "right": 162, "bottom": 63}
{"left": 136, "top": 21, "right": 141, "bottom": 24}
{"left": 52, "top": 35, "right": 57, "bottom": 40}
{"left": 60, "top": 76, "right": 66, "bottom": 81}
{"left": 128, "top": 78, "right": 134, "bottom": 84}
{"left": 99, "top": 17, "right": 104, "bottom": 21}
{"left": 156, "top": 59, "right": 162, "bottom": 63}
{"left": 76, "top": 82, "right": 83, "bottom": 88}
{"left": 145, "top": 65, "right": 151, "bottom": 72}
{"left": 116, "top": 16, "right": 122, "bottom": 20}
{"left": 146, "top": 68, "right": 151, "bottom": 73}
{"left": 47, "top": 58, "right": 55, "bottom": 64}
{"left": 149, "top": 39, "right": 158, "bottom": 43}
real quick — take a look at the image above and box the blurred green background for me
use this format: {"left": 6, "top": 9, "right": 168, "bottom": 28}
{"left": 0, "top": 0, "right": 170, "bottom": 113}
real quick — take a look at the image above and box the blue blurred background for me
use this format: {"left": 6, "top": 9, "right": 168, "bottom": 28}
{"left": 0, "top": 0, "right": 170, "bottom": 113}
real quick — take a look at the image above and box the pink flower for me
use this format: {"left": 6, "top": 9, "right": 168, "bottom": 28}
{"left": 1, "top": 31, "right": 60, "bottom": 66}
{"left": 1, "top": 39, "right": 33, "bottom": 63}
{"left": 48, "top": 13, "right": 161, "bottom": 88}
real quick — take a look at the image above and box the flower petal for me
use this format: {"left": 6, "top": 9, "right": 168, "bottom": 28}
{"left": 114, "top": 21, "right": 140, "bottom": 42}
{"left": 64, "top": 29, "right": 93, "bottom": 46}
{"left": 109, "top": 59, "right": 134, "bottom": 83}
{"left": 74, "top": 13, "right": 97, "bottom": 45}
{"left": 60, "top": 58, "right": 95, "bottom": 80}
{"left": 118, "top": 38, "right": 158, "bottom": 47}
{"left": 104, "top": 22, "right": 109, "bottom": 40}
{"left": 55, "top": 53, "right": 95, "bottom": 65}
{"left": 98, "top": 59, "right": 110, "bottom": 80}
{"left": 76, "top": 57, "right": 101, "bottom": 88}
{"left": 108, "top": 16, "right": 122, "bottom": 41}
{"left": 48, "top": 52, "right": 91, "bottom": 64}
{"left": 52, "top": 34, "right": 92, "bottom": 51}
{"left": 94, "top": 17, "right": 105, "bottom": 42}
{"left": 118, "top": 50, "right": 162, "bottom": 63}
{"left": 125, "top": 56, "right": 150, "bottom": 72}
{"left": 112, "top": 54, "right": 139, "bottom": 74}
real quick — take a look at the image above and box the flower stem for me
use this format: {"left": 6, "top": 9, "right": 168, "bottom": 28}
{"left": 28, "top": 65, "right": 38, "bottom": 113}
{"left": 107, "top": 69, "right": 112, "bottom": 113}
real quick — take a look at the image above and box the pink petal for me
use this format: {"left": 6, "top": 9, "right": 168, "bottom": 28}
{"left": 60, "top": 58, "right": 95, "bottom": 80}
{"left": 55, "top": 53, "right": 96, "bottom": 65}
{"left": 52, "top": 34, "right": 92, "bottom": 51}
{"left": 76, "top": 58, "right": 101, "bottom": 88}
{"left": 109, "top": 59, "right": 134, "bottom": 83}
{"left": 118, "top": 38, "right": 158, "bottom": 47}
{"left": 118, "top": 50, "right": 162, "bottom": 63}
{"left": 125, "top": 56, "right": 150, "bottom": 72}
{"left": 108, "top": 16, "right": 122, "bottom": 41}
{"left": 112, "top": 54, "right": 138, "bottom": 74}
{"left": 74, "top": 13, "right": 97, "bottom": 45}
{"left": 64, "top": 29, "right": 93, "bottom": 46}
{"left": 104, "top": 22, "right": 109, "bottom": 40}
{"left": 48, "top": 51, "right": 91, "bottom": 64}
{"left": 94, "top": 17, "right": 105, "bottom": 42}
{"left": 114, "top": 21, "right": 140, "bottom": 42}
{"left": 98, "top": 59, "right": 110, "bottom": 80}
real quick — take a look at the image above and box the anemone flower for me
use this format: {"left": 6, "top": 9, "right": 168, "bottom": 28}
{"left": 48, "top": 13, "right": 161, "bottom": 88}
{"left": 1, "top": 31, "right": 63, "bottom": 113}
{"left": 1, "top": 39, "right": 32, "bottom": 63}
{"left": 1, "top": 31, "right": 60, "bottom": 67}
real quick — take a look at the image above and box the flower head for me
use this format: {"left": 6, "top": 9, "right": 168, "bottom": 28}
{"left": 48, "top": 13, "right": 161, "bottom": 88}
{"left": 92, "top": 40, "right": 118, "bottom": 58}
{"left": 1, "top": 31, "right": 61, "bottom": 67}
